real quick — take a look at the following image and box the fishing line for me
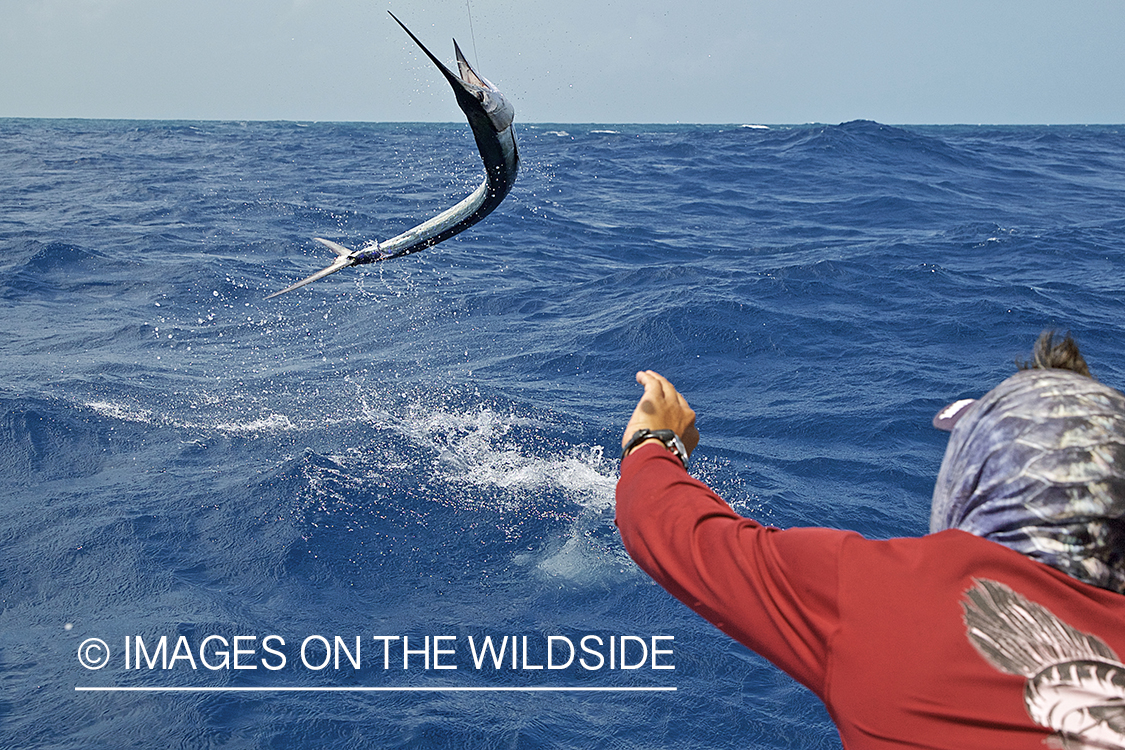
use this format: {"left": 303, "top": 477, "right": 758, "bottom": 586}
{"left": 465, "top": 0, "right": 480, "bottom": 65}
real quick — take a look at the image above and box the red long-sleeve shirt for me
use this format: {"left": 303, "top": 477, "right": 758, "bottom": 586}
{"left": 615, "top": 443, "right": 1125, "bottom": 750}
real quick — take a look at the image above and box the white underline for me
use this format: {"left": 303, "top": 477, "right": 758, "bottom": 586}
{"left": 76, "top": 686, "right": 676, "bottom": 693}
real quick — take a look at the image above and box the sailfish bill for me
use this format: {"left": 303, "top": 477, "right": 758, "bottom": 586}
{"left": 267, "top": 11, "right": 519, "bottom": 299}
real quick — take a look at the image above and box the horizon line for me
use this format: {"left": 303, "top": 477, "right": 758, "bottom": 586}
{"left": 76, "top": 685, "right": 677, "bottom": 693}
{"left": 0, "top": 116, "right": 1120, "bottom": 128}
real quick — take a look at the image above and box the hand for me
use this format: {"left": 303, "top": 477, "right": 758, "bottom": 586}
{"left": 622, "top": 370, "right": 700, "bottom": 457}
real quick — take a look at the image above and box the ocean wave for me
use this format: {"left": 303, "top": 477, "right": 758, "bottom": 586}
{"left": 0, "top": 397, "right": 112, "bottom": 483}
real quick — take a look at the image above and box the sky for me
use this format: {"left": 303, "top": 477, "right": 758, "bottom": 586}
{"left": 2, "top": 0, "right": 1123, "bottom": 124}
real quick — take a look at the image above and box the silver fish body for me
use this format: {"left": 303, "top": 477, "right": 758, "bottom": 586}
{"left": 267, "top": 12, "right": 518, "bottom": 298}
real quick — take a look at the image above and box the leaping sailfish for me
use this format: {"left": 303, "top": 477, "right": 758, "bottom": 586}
{"left": 267, "top": 12, "right": 519, "bottom": 298}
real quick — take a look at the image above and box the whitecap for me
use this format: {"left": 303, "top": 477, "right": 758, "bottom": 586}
{"left": 85, "top": 400, "right": 156, "bottom": 424}
{"left": 214, "top": 413, "right": 296, "bottom": 435}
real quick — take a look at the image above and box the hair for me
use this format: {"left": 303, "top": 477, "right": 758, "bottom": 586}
{"left": 1017, "top": 330, "right": 1092, "bottom": 378}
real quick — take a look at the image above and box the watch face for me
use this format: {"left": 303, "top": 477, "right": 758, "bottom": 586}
{"left": 669, "top": 436, "right": 688, "bottom": 465}
{"left": 622, "top": 429, "right": 687, "bottom": 467}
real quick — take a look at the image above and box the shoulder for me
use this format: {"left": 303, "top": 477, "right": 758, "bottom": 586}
{"left": 833, "top": 528, "right": 1125, "bottom": 643}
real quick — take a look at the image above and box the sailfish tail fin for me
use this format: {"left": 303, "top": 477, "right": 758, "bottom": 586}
{"left": 265, "top": 239, "right": 359, "bottom": 299}
{"left": 314, "top": 237, "right": 355, "bottom": 257}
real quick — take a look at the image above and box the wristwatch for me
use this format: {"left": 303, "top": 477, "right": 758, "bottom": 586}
{"left": 622, "top": 429, "right": 688, "bottom": 468}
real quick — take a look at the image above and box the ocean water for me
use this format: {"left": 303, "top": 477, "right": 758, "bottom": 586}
{"left": 1, "top": 118, "right": 1123, "bottom": 749}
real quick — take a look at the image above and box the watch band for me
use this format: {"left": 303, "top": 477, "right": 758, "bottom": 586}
{"left": 622, "top": 428, "right": 688, "bottom": 468}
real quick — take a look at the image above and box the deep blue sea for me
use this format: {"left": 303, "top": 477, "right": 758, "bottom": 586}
{"left": 1, "top": 118, "right": 1123, "bottom": 749}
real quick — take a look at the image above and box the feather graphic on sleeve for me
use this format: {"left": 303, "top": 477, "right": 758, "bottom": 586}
{"left": 963, "top": 579, "right": 1117, "bottom": 676}
{"left": 962, "top": 579, "right": 1125, "bottom": 749}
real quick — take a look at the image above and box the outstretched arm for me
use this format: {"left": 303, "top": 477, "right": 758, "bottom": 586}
{"left": 615, "top": 371, "right": 844, "bottom": 695}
